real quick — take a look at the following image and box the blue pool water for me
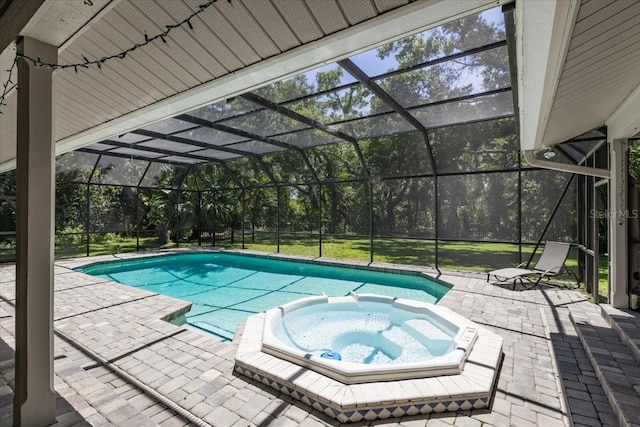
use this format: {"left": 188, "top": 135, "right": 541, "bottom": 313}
{"left": 77, "top": 253, "right": 450, "bottom": 341}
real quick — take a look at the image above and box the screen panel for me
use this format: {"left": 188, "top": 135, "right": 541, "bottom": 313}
{"left": 521, "top": 170, "right": 575, "bottom": 243}
{"left": 140, "top": 118, "right": 197, "bottom": 135}
{"left": 278, "top": 184, "right": 320, "bottom": 257}
{"left": 139, "top": 163, "right": 186, "bottom": 188}
{"left": 284, "top": 84, "right": 392, "bottom": 124}
{"left": 372, "top": 177, "right": 435, "bottom": 266}
{"left": 225, "top": 157, "right": 274, "bottom": 186}
{"left": 187, "top": 97, "right": 263, "bottom": 123}
{"left": 272, "top": 129, "right": 343, "bottom": 149}
{"left": 410, "top": 91, "right": 513, "bottom": 129}
{"left": 1, "top": 172, "right": 16, "bottom": 260}
{"left": 378, "top": 46, "right": 510, "bottom": 109}
{"left": 91, "top": 155, "right": 149, "bottom": 186}
{"left": 253, "top": 63, "right": 357, "bottom": 104}
{"left": 322, "top": 182, "right": 371, "bottom": 262}
{"left": 174, "top": 126, "right": 248, "bottom": 146}
{"left": 306, "top": 143, "right": 367, "bottom": 181}
{"left": 360, "top": 131, "right": 432, "bottom": 177}
{"left": 220, "top": 108, "right": 308, "bottom": 137}
{"left": 243, "top": 187, "right": 278, "bottom": 253}
{"left": 349, "top": 7, "right": 505, "bottom": 77}
{"left": 438, "top": 172, "right": 518, "bottom": 242}
{"left": 262, "top": 151, "right": 316, "bottom": 185}
{"left": 56, "top": 151, "right": 100, "bottom": 183}
{"left": 430, "top": 117, "right": 518, "bottom": 174}
{"left": 333, "top": 112, "right": 416, "bottom": 140}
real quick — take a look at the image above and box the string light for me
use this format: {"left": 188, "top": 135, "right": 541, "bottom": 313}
{"left": 0, "top": 0, "right": 231, "bottom": 114}
{"left": 0, "top": 57, "right": 18, "bottom": 114}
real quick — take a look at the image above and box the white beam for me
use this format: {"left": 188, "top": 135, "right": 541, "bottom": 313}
{"left": 609, "top": 139, "right": 630, "bottom": 308}
{"left": 14, "top": 36, "right": 58, "bottom": 425}
{"left": 0, "top": 0, "right": 46, "bottom": 54}
{"left": 523, "top": 150, "right": 610, "bottom": 179}
{"left": 607, "top": 83, "right": 640, "bottom": 140}
{"left": 516, "top": 0, "right": 579, "bottom": 151}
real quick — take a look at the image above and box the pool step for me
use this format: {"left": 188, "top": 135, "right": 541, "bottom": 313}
{"left": 569, "top": 304, "right": 640, "bottom": 427}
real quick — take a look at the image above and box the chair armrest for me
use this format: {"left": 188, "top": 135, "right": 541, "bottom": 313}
{"left": 539, "top": 266, "right": 563, "bottom": 276}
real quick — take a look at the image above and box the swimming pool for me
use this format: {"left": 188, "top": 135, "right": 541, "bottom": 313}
{"left": 77, "top": 252, "right": 450, "bottom": 340}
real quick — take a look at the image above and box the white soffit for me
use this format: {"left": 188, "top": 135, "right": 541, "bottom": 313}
{"left": 607, "top": 82, "right": 640, "bottom": 141}
{"left": 543, "top": 0, "right": 640, "bottom": 145}
{"left": 516, "top": 0, "right": 579, "bottom": 151}
{"left": 0, "top": 0, "right": 506, "bottom": 173}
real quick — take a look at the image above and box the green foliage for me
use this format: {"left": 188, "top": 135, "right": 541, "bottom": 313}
{"left": 629, "top": 142, "right": 640, "bottom": 182}
{"left": 56, "top": 226, "right": 86, "bottom": 246}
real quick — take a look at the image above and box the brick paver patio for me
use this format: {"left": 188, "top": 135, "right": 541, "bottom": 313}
{"left": 0, "top": 250, "right": 617, "bottom": 426}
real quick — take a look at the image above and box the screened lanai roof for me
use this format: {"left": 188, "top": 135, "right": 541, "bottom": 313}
{"left": 58, "top": 7, "right": 515, "bottom": 187}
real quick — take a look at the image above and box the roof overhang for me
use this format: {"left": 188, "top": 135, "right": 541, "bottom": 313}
{"left": 517, "top": 0, "right": 640, "bottom": 151}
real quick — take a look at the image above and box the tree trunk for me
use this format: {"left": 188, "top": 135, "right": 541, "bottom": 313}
{"left": 156, "top": 224, "right": 170, "bottom": 245}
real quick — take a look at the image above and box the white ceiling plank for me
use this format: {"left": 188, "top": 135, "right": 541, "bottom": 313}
{"left": 570, "top": 0, "right": 640, "bottom": 48}
{"left": 132, "top": 1, "right": 215, "bottom": 83}
{"left": 57, "top": 52, "right": 143, "bottom": 112}
{"left": 538, "top": 0, "right": 640, "bottom": 147}
{"left": 272, "top": 0, "right": 324, "bottom": 43}
{"left": 109, "top": 2, "right": 195, "bottom": 90}
{"left": 374, "top": 0, "right": 410, "bottom": 13}
{"left": 545, "top": 73, "right": 640, "bottom": 145}
{"left": 242, "top": 0, "right": 300, "bottom": 51}
{"left": 54, "top": 86, "right": 112, "bottom": 126}
{"left": 184, "top": 0, "right": 262, "bottom": 66}
{"left": 155, "top": 1, "right": 228, "bottom": 78}
{"left": 86, "top": 21, "right": 179, "bottom": 96}
{"left": 573, "top": 0, "right": 636, "bottom": 35}
{"left": 339, "top": 0, "right": 378, "bottom": 25}
{"left": 575, "top": 0, "right": 615, "bottom": 23}
{"left": 563, "top": 17, "right": 640, "bottom": 73}
{"left": 68, "top": 29, "right": 173, "bottom": 100}
{"left": 607, "top": 82, "right": 640, "bottom": 140}
{"left": 216, "top": 0, "right": 281, "bottom": 59}
{"left": 304, "top": 0, "right": 348, "bottom": 35}
{"left": 556, "top": 45, "right": 640, "bottom": 97}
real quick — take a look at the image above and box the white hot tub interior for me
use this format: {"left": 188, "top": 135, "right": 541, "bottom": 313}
{"left": 261, "top": 294, "right": 477, "bottom": 383}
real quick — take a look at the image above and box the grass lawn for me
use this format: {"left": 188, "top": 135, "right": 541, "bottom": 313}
{"left": 5, "top": 231, "right": 609, "bottom": 300}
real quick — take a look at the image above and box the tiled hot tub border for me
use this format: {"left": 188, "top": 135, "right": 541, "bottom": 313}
{"left": 234, "top": 312, "right": 503, "bottom": 423}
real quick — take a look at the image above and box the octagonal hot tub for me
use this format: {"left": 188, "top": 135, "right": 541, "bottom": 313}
{"left": 262, "top": 294, "right": 477, "bottom": 384}
{"left": 235, "top": 292, "right": 503, "bottom": 423}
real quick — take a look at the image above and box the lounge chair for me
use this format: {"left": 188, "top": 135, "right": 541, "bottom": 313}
{"left": 487, "top": 241, "right": 579, "bottom": 289}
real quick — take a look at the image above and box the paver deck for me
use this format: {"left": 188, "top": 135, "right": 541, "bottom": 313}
{"left": 0, "top": 249, "right": 618, "bottom": 426}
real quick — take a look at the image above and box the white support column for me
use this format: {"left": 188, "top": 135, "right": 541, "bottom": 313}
{"left": 609, "top": 139, "right": 630, "bottom": 308}
{"left": 14, "top": 36, "right": 57, "bottom": 426}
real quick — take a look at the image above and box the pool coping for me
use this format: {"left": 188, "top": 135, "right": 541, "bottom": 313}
{"left": 66, "top": 247, "right": 450, "bottom": 286}
{"left": 234, "top": 308, "right": 504, "bottom": 423}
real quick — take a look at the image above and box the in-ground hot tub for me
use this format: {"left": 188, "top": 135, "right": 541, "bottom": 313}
{"left": 262, "top": 293, "right": 477, "bottom": 384}
{"left": 235, "top": 291, "right": 503, "bottom": 423}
